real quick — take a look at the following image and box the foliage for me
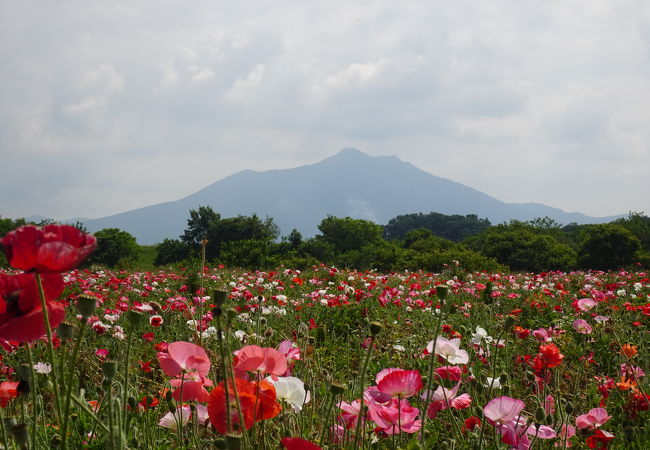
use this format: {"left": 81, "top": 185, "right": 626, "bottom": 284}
{"left": 464, "top": 222, "right": 577, "bottom": 272}
{"left": 154, "top": 238, "right": 191, "bottom": 266}
{"left": 85, "top": 228, "right": 140, "bottom": 268}
{"left": 318, "top": 216, "right": 384, "bottom": 253}
{"left": 578, "top": 223, "right": 642, "bottom": 270}
{"left": 181, "top": 205, "right": 221, "bottom": 249}
{"left": 384, "top": 212, "right": 491, "bottom": 242}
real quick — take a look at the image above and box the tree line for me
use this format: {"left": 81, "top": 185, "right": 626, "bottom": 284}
{"left": 2, "top": 209, "right": 649, "bottom": 272}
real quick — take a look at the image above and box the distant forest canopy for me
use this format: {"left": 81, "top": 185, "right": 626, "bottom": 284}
{"left": 2, "top": 209, "right": 649, "bottom": 273}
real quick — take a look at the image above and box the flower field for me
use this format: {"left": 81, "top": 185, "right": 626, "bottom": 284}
{"left": 0, "top": 226, "right": 649, "bottom": 449}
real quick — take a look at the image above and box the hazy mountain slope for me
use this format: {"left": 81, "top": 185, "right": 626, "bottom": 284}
{"left": 80, "top": 148, "right": 620, "bottom": 244}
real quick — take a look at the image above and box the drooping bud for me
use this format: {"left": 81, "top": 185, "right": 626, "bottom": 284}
{"left": 369, "top": 321, "right": 384, "bottom": 336}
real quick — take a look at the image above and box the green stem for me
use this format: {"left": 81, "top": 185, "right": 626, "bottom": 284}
{"left": 60, "top": 319, "right": 87, "bottom": 450}
{"left": 122, "top": 324, "right": 134, "bottom": 433}
{"left": 353, "top": 335, "right": 374, "bottom": 449}
{"left": 419, "top": 304, "right": 445, "bottom": 443}
{"left": 25, "top": 345, "right": 38, "bottom": 450}
{"left": 216, "top": 313, "right": 232, "bottom": 433}
{"left": 34, "top": 273, "right": 63, "bottom": 424}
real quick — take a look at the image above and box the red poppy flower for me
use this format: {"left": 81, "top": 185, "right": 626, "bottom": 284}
{"left": 532, "top": 343, "right": 564, "bottom": 371}
{"left": 0, "top": 273, "right": 65, "bottom": 342}
{"left": 207, "top": 377, "right": 280, "bottom": 434}
{"left": 1, "top": 224, "right": 96, "bottom": 273}
{"left": 280, "top": 437, "right": 322, "bottom": 450}
{"left": 0, "top": 381, "right": 20, "bottom": 407}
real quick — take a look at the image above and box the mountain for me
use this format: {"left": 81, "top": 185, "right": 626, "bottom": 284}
{"left": 78, "top": 148, "right": 621, "bottom": 244}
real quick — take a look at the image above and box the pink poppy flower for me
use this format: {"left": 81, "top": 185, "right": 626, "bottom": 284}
{"left": 234, "top": 345, "right": 288, "bottom": 378}
{"left": 483, "top": 396, "right": 525, "bottom": 429}
{"left": 376, "top": 369, "right": 422, "bottom": 398}
{"left": 157, "top": 341, "right": 210, "bottom": 378}
{"left": 422, "top": 381, "right": 472, "bottom": 418}
{"left": 367, "top": 398, "right": 421, "bottom": 435}
{"left": 338, "top": 400, "right": 363, "bottom": 429}
{"left": 576, "top": 298, "right": 597, "bottom": 311}
{"left": 575, "top": 407, "right": 611, "bottom": 429}
{"left": 572, "top": 319, "right": 592, "bottom": 334}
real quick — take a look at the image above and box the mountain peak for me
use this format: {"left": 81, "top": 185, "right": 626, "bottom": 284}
{"left": 330, "top": 147, "right": 370, "bottom": 159}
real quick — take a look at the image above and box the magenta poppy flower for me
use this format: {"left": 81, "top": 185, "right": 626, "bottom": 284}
{"left": 0, "top": 272, "right": 65, "bottom": 343}
{"left": 367, "top": 398, "right": 421, "bottom": 435}
{"left": 1, "top": 224, "right": 96, "bottom": 273}
{"left": 280, "top": 437, "right": 322, "bottom": 450}
{"left": 422, "top": 381, "right": 472, "bottom": 418}
{"left": 376, "top": 369, "right": 422, "bottom": 398}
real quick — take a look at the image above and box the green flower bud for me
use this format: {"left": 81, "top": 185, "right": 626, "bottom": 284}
{"left": 504, "top": 316, "right": 516, "bottom": 331}
{"left": 58, "top": 322, "right": 74, "bottom": 340}
{"left": 213, "top": 290, "right": 228, "bottom": 308}
{"left": 102, "top": 360, "right": 118, "bottom": 381}
{"left": 369, "top": 321, "right": 384, "bottom": 336}
{"left": 77, "top": 294, "right": 97, "bottom": 318}
{"left": 127, "top": 310, "right": 144, "bottom": 327}
{"left": 10, "top": 423, "right": 28, "bottom": 448}
{"left": 565, "top": 402, "right": 573, "bottom": 415}
{"left": 436, "top": 285, "right": 449, "bottom": 300}
{"left": 330, "top": 381, "right": 346, "bottom": 395}
{"left": 535, "top": 406, "right": 546, "bottom": 423}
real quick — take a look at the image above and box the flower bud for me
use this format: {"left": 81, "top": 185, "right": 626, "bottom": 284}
{"left": 565, "top": 402, "right": 573, "bottom": 415}
{"left": 225, "top": 434, "right": 242, "bottom": 450}
{"left": 213, "top": 290, "right": 228, "bottom": 308}
{"left": 102, "top": 360, "right": 118, "bottom": 381}
{"left": 77, "top": 294, "right": 97, "bottom": 318}
{"left": 127, "top": 310, "right": 144, "bottom": 327}
{"left": 57, "top": 322, "right": 74, "bottom": 340}
{"left": 499, "top": 373, "right": 508, "bottom": 385}
{"left": 504, "top": 316, "right": 516, "bottom": 331}
{"left": 436, "top": 286, "right": 449, "bottom": 300}
{"left": 369, "top": 321, "right": 384, "bottom": 336}
{"left": 330, "top": 381, "right": 346, "bottom": 395}
{"left": 535, "top": 406, "right": 546, "bottom": 423}
{"left": 16, "top": 364, "right": 30, "bottom": 381}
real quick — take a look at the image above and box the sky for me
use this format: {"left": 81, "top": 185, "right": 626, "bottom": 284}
{"left": 1, "top": 0, "right": 649, "bottom": 222}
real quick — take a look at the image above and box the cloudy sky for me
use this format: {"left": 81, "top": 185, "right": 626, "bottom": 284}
{"left": 1, "top": 0, "right": 649, "bottom": 222}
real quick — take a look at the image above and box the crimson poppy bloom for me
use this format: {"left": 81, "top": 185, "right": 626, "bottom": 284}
{"left": 0, "top": 273, "right": 65, "bottom": 342}
{"left": 207, "top": 377, "right": 280, "bottom": 434}
{"left": 280, "top": 437, "right": 322, "bottom": 450}
{"left": 1, "top": 224, "right": 96, "bottom": 273}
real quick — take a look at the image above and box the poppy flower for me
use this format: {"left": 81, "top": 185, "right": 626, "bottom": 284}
{"left": 233, "top": 345, "right": 288, "bottom": 378}
{"left": 1, "top": 224, "right": 96, "bottom": 273}
{"left": 376, "top": 369, "right": 422, "bottom": 399}
{"left": 532, "top": 343, "right": 564, "bottom": 371}
{"left": 0, "top": 381, "right": 20, "bottom": 407}
{"left": 157, "top": 341, "right": 210, "bottom": 378}
{"left": 207, "top": 377, "right": 280, "bottom": 434}
{"left": 280, "top": 437, "right": 322, "bottom": 450}
{"left": 0, "top": 273, "right": 65, "bottom": 343}
{"left": 620, "top": 343, "right": 638, "bottom": 359}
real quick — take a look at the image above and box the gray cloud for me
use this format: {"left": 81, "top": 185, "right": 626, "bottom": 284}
{"left": 0, "top": 0, "right": 648, "bottom": 221}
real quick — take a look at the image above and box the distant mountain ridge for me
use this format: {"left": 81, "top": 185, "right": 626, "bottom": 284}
{"left": 74, "top": 148, "right": 621, "bottom": 244}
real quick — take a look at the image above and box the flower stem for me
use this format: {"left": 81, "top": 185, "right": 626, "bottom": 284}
{"left": 60, "top": 319, "right": 87, "bottom": 450}
{"left": 34, "top": 273, "right": 63, "bottom": 424}
{"left": 25, "top": 345, "right": 38, "bottom": 449}
{"left": 354, "top": 335, "right": 374, "bottom": 449}
{"left": 420, "top": 302, "right": 445, "bottom": 443}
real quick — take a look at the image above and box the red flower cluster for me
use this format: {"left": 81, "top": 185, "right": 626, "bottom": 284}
{"left": 0, "top": 225, "right": 96, "bottom": 342}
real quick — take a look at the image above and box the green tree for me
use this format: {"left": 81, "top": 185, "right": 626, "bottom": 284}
{"left": 465, "top": 224, "right": 577, "bottom": 272}
{"left": 154, "top": 238, "right": 191, "bottom": 266}
{"left": 86, "top": 228, "right": 140, "bottom": 268}
{"left": 384, "top": 212, "right": 491, "bottom": 241}
{"left": 206, "top": 214, "right": 279, "bottom": 260}
{"left": 318, "top": 216, "right": 383, "bottom": 253}
{"left": 181, "top": 206, "right": 221, "bottom": 249}
{"left": 578, "top": 223, "right": 641, "bottom": 270}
